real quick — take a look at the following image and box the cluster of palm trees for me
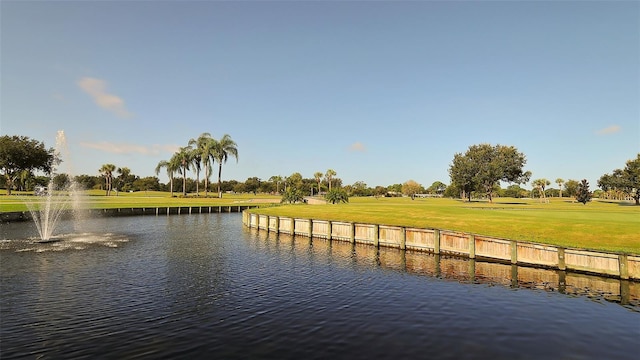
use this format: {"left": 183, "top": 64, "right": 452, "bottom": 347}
{"left": 98, "top": 164, "right": 132, "bottom": 196}
{"left": 155, "top": 133, "right": 238, "bottom": 197}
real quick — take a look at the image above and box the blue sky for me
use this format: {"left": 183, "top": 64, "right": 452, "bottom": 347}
{"left": 1, "top": 1, "right": 638, "bottom": 190}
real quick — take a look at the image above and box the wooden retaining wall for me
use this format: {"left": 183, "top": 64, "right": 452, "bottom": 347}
{"left": 242, "top": 212, "right": 640, "bottom": 281}
{"left": 1, "top": 206, "right": 258, "bottom": 223}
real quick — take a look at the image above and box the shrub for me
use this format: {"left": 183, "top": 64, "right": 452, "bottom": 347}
{"left": 576, "top": 179, "right": 592, "bottom": 205}
{"left": 281, "top": 188, "right": 304, "bottom": 204}
{"left": 325, "top": 188, "right": 349, "bottom": 204}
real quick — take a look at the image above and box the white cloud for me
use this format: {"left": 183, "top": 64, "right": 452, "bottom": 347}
{"left": 596, "top": 125, "right": 621, "bottom": 135}
{"left": 77, "top": 77, "right": 132, "bottom": 118}
{"left": 349, "top": 142, "right": 366, "bottom": 152}
{"left": 52, "top": 92, "right": 67, "bottom": 102}
{"left": 80, "top": 141, "right": 179, "bottom": 155}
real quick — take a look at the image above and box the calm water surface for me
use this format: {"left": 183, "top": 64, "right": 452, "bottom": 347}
{"left": 1, "top": 214, "right": 638, "bottom": 359}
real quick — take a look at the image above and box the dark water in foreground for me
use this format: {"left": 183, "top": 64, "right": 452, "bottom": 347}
{"left": 1, "top": 214, "right": 638, "bottom": 359}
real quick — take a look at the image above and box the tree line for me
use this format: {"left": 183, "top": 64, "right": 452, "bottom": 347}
{"left": 2, "top": 135, "right": 638, "bottom": 205}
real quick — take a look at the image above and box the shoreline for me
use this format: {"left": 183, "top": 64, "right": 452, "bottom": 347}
{"left": 243, "top": 211, "right": 640, "bottom": 282}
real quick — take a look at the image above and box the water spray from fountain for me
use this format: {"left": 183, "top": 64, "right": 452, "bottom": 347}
{"left": 26, "top": 130, "right": 82, "bottom": 242}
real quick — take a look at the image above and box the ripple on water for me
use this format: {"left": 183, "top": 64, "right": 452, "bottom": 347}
{"left": 0, "top": 232, "right": 131, "bottom": 252}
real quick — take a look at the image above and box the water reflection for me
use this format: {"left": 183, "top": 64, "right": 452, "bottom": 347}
{"left": 250, "top": 232, "right": 640, "bottom": 309}
{"left": 2, "top": 215, "right": 639, "bottom": 359}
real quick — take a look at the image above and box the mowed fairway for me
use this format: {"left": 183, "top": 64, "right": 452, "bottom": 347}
{"left": 0, "top": 190, "right": 281, "bottom": 212}
{"left": 2, "top": 192, "right": 638, "bottom": 254}
{"left": 251, "top": 197, "right": 640, "bottom": 255}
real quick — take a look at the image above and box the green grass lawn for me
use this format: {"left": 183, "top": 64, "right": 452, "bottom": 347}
{"left": 0, "top": 190, "right": 281, "bottom": 212}
{"left": 2, "top": 192, "right": 638, "bottom": 255}
{"left": 250, "top": 197, "right": 640, "bottom": 255}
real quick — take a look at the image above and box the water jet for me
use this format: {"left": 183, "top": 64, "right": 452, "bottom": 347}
{"left": 25, "top": 130, "right": 82, "bottom": 242}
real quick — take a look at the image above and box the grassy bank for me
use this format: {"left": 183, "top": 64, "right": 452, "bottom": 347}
{"left": 0, "top": 190, "right": 280, "bottom": 212}
{"left": 3, "top": 192, "right": 638, "bottom": 255}
{"left": 249, "top": 197, "right": 640, "bottom": 255}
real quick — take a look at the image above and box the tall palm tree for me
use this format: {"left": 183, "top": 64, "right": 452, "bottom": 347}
{"left": 314, "top": 171, "right": 323, "bottom": 195}
{"left": 269, "top": 175, "right": 283, "bottom": 194}
{"left": 155, "top": 160, "right": 179, "bottom": 197}
{"left": 189, "top": 147, "right": 202, "bottom": 196}
{"left": 172, "top": 146, "right": 193, "bottom": 196}
{"left": 188, "top": 133, "right": 215, "bottom": 196}
{"left": 212, "top": 134, "right": 238, "bottom": 198}
{"left": 555, "top": 178, "right": 564, "bottom": 198}
{"left": 99, "top": 163, "right": 116, "bottom": 196}
{"left": 532, "top": 178, "right": 551, "bottom": 202}
{"left": 325, "top": 169, "right": 336, "bottom": 192}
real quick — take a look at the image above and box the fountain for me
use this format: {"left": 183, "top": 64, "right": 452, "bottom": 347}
{"left": 25, "top": 130, "right": 82, "bottom": 242}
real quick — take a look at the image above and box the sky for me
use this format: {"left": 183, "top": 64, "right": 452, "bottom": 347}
{"left": 1, "top": 0, "right": 638, "bottom": 190}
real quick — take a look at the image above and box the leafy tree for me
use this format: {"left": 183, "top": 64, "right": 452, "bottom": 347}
{"left": 563, "top": 179, "right": 579, "bottom": 197}
{"left": 576, "top": 179, "right": 592, "bottom": 205}
{"left": 212, "top": 134, "right": 238, "bottom": 198}
{"left": 349, "top": 181, "right": 370, "bottom": 196}
{"left": 52, "top": 173, "right": 70, "bottom": 191}
{"left": 449, "top": 144, "right": 530, "bottom": 202}
{"left": 448, "top": 153, "right": 476, "bottom": 201}
{"left": 443, "top": 184, "right": 459, "bottom": 198}
{"left": 325, "top": 188, "right": 349, "bottom": 204}
{"left": 598, "top": 154, "right": 640, "bottom": 205}
{"left": 286, "top": 172, "right": 304, "bottom": 191}
{"left": 373, "top": 186, "right": 387, "bottom": 198}
{"left": 426, "top": 181, "right": 447, "bottom": 196}
{"left": 402, "top": 180, "right": 422, "bottom": 200}
{"left": 0, "top": 135, "right": 55, "bottom": 195}
{"left": 220, "top": 179, "right": 239, "bottom": 193}
{"left": 325, "top": 169, "right": 336, "bottom": 191}
{"left": 233, "top": 182, "right": 247, "bottom": 193}
{"left": 555, "top": 178, "right": 565, "bottom": 198}
{"left": 387, "top": 183, "right": 402, "bottom": 195}
{"left": 116, "top": 166, "right": 136, "bottom": 193}
{"left": 99, "top": 163, "right": 116, "bottom": 196}
{"left": 75, "top": 174, "right": 100, "bottom": 191}
{"left": 133, "top": 176, "right": 160, "bottom": 192}
{"left": 500, "top": 184, "right": 527, "bottom": 198}
{"left": 244, "top": 177, "right": 261, "bottom": 195}
{"left": 258, "top": 181, "right": 273, "bottom": 193}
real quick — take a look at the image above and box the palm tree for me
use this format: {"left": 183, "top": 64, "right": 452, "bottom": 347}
{"left": 269, "top": 175, "right": 283, "bottom": 194}
{"left": 532, "top": 178, "right": 551, "bottom": 202}
{"left": 212, "top": 134, "right": 238, "bottom": 198}
{"left": 325, "top": 169, "right": 336, "bottom": 192}
{"left": 172, "top": 146, "right": 193, "bottom": 196}
{"left": 155, "top": 160, "right": 179, "bottom": 197}
{"left": 314, "top": 171, "right": 323, "bottom": 195}
{"left": 188, "top": 133, "right": 215, "bottom": 196}
{"left": 556, "top": 178, "right": 564, "bottom": 198}
{"left": 99, "top": 163, "right": 116, "bottom": 196}
{"left": 189, "top": 147, "right": 202, "bottom": 196}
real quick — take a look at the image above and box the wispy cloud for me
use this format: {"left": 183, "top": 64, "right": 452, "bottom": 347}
{"left": 52, "top": 92, "right": 67, "bottom": 102}
{"left": 349, "top": 142, "right": 366, "bottom": 152}
{"left": 77, "top": 77, "right": 132, "bottom": 118}
{"left": 596, "top": 125, "right": 621, "bottom": 135}
{"left": 80, "top": 141, "right": 179, "bottom": 155}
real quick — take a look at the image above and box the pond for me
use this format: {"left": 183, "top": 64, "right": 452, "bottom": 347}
{"left": 1, "top": 214, "right": 638, "bottom": 359}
